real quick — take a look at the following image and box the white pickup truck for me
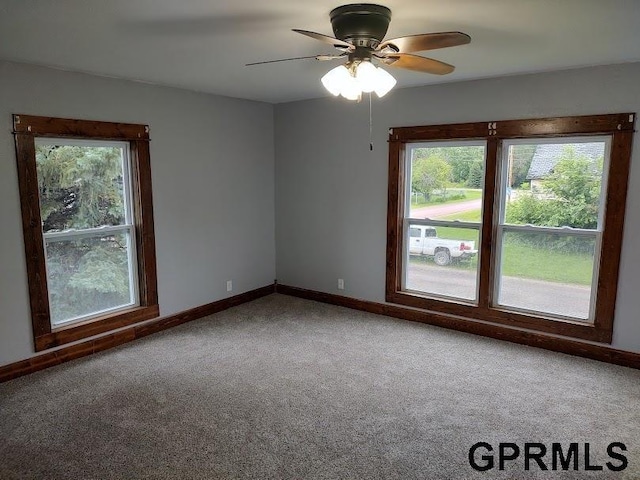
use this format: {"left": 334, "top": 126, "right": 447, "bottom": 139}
{"left": 408, "top": 225, "right": 477, "bottom": 266}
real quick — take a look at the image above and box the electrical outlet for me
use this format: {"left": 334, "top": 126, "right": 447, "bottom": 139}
{"left": 226, "top": 280, "right": 233, "bottom": 292}
{"left": 337, "top": 278, "right": 344, "bottom": 290}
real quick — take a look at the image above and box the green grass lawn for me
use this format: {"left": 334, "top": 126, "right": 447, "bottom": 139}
{"left": 411, "top": 189, "right": 482, "bottom": 208}
{"left": 440, "top": 209, "right": 482, "bottom": 222}
{"left": 500, "top": 242, "right": 593, "bottom": 285}
{"left": 420, "top": 208, "right": 594, "bottom": 285}
{"left": 435, "top": 209, "right": 482, "bottom": 241}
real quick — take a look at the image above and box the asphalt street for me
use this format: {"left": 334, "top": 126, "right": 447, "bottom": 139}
{"left": 406, "top": 261, "right": 591, "bottom": 319}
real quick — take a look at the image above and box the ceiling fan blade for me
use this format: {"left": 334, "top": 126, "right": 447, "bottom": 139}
{"left": 379, "top": 53, "right": 455, "bottom": 75}
{"left": 377, "top": 32, "right": 470, "bottom": 53}
{"left": 292, "top": 29, "right": 354, "bottom": 50}
{"left": 246, "top": 54, "right": 343, "bottom": 66}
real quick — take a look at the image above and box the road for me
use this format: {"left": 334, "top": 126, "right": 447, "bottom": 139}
{"left": 410, "top": 198, "right": 482, "bottom": 219}
{"left": 406, "top": 261, "right": 590, "bottom": 319}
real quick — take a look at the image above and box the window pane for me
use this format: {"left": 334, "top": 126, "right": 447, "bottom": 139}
{"left": 503, "top": 140, "right": 607, "bottom": 229}
{"left": 36, "top": 143, "right": 128, "bottom": 232}
{"left": 496, "top": 230, "right": 596, "bottom": 320}
{"left": 45, "top": 232, "right": 135, "bottom": 326}
{"left": 405, "top": 142, "right": 484, "bottom": 302}
{"left": 409, "top": 144, "right": 485, "bottom": 221}
{"left": 406, "top": 226, "right": 479, "bottom": 301}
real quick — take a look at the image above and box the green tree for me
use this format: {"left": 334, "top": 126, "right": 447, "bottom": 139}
{"left": 412, "top": 155, "right": 452, "bottom": 199}
{"left": 449, "top": 156, "right": 471, "bottom": 184}
{"left": 465, "top": 161, "right": 484, "bottom": 188}
{"left": 36, "top": 145, "right": 124, "bottom": 231}
{"left": 412, "top": 146, "right": 485, "bottom": 186}
{"left": 506, "top": 147, "right": 603, "bottom": 229}
{"left": 36, "top": 145, "right": 131, "bottom": 323}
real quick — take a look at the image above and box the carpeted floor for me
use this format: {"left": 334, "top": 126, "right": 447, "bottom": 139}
{"left": 1, "top": 294, "right": 639, "bottom": 479}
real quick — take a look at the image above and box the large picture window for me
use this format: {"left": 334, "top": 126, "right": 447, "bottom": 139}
{"left": 14, "top": 115, "right": 159, "bottom": 351}
{"left": 386, "top": 114, "right": 634, "bottom": 342}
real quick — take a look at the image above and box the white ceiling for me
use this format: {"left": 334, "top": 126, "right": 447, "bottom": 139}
{"left": 1, "top": 0, "right": 640, "bottom": 104}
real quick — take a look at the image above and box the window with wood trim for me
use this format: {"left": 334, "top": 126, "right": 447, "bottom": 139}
{"left": 14, "top": 115, "right": 159, "bottom": 351}
{"left": 386, "top": 114, "right": 635, "bottom": 343}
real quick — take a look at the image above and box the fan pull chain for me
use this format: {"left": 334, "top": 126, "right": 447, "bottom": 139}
{"left": 369, "top": 92, "right": 373, "bottom": 151}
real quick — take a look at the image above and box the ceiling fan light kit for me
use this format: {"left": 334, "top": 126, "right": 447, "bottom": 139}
{"left": 248, "top": 3, "right": 470, "bottom": 102}
{"left": 321, "top": 61, "right": 397, "bottom": 100}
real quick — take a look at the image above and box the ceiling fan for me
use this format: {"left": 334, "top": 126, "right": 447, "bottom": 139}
{"left": 247, "top": 3, "right": 471, "bottom": 100}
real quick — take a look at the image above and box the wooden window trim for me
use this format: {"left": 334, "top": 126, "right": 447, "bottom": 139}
{"left": 13, "top": 114, "right": 159, "bottom": 351}
{"left": 386, "top": 113, "right": 635, "bottom": 343}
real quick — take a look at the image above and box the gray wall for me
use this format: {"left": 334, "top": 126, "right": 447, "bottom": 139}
{"left": 275, "top": 63, "right": 640, "bottom": 354}
{"left": 0, "top": 61, "right": 275, "bottom": 366}
{"left": 2, "top": 60, "right": 638, "bottom": 367}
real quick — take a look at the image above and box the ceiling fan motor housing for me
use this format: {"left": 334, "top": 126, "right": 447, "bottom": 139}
{"left": 330, "top": 4, "right": 391, "bottom": 49}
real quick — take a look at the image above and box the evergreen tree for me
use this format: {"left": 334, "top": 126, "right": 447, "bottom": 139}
{"left": 36, "top": 145, "right": 131, "bottom": 323}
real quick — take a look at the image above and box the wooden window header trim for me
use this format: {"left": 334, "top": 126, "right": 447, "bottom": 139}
{"left": 389, "top": 113, "right": 635, "bottom": 142}
{"left": 13, "top": 114, "right": 150, "bottom": 141}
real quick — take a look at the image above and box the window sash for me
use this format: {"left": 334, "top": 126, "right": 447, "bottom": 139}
{"left": 492, "top": 226, "right": 601, "bottom": 322}
{"left": 404, "top": 140, "right": 486, "bottom": 222}
{"left": 34, "top": 137, "right": 134, "bottom": 230}
{"left": 497, "top": 136, "right": 612, "bottom": 231}
{"left": 42, "top": 226, "right": 140, "bottom": 328}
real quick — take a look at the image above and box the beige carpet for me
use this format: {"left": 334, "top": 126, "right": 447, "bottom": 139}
{"left": 1, "top": 294, "right": 639, "bottom": 479}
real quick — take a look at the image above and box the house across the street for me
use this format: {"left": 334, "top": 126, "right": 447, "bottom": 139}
{"left": 526, "top": 142, "right": 605, "bottom": 192}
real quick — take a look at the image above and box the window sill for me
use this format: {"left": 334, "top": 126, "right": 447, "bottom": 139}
{"left": 34, "top": 304, "right": 160, "bottom": 351}
{"left": 386, "top": 291, "right": 612, "bottom": 344}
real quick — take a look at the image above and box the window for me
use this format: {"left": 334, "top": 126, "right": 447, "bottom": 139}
{"left": 14, "top": 115, "right": 159, "bottom": 351}
{"left": 386, "top": 114, "right": 635, "bottom": 343}
{"left": 495, "top": 137, "right": 609, "bottom": 320}
{"left": 403, "top": 141, "right": 485, "bottom": 302}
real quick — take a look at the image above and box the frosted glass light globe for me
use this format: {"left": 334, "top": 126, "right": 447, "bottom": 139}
{"left": 355, "top": 61, "right": 379, "bottom": 93}
{"left": 340, "top": 75, "right": 361, "bottom": 100}
{"left": 321, "top": 65, "right": 351, "bottom": 96}
{"left": 374, "top": 67, "right": 397, "bottom": 98}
